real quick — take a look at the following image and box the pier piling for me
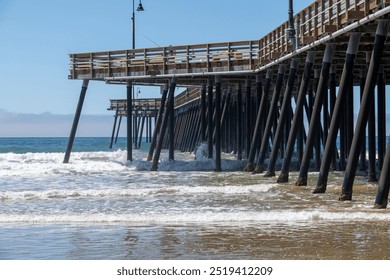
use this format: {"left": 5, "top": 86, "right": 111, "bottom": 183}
{"left": 265, "top": 59, "right": 299, "bottom": 177}
{"left": 277, "top": 53, "right": 314, "bottom": 183}
{"left": 295, "top": 43, "right": 335, "bottom": 186}
{"left": 126, "top": 81, "right": 133, "bottom": 162}
{"left": 314, "top": 34, "right": 361, "bottom": 193}
{"left": 147, "top": 85, "right": 168, "bottom": 161}
{"left": 151, "top": 78, "right": 176, "bottom": 171}
{"left": 215, "top": 76, "right": 222, "bottom": 171}
{"left": 253, "top": 64, "right": 286, "bottom": 174}
{"left": 245, "top": 69, "right": 272, "bottom": 172}
{"left": 340, "top": 21, "right": 389, "bottom": 201}
{"left": 64, "top": 80, "right": 89, "bottom": 164}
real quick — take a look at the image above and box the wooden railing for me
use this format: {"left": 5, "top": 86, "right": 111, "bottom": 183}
{"left": 69, "top": 0, "right": 386, "bottom": 81}
{"left": 258, "top": 0, "right": 386, "bottom": 62}
{"left": 70, "top": 40, "right": 260, "bottom": 80}
{"left": 174, "top": 87, "right": 202, "bottom": 108}
{"left": 108, "top": 98, "right": 161, "bottom": 116}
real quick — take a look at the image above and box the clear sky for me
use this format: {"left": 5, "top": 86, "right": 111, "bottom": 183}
{"left": 0, "top": 0, "right": 314, "bottom": 136}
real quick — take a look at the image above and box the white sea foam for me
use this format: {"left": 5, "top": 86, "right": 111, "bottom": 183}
{"left": 0, "top": 149, "right": 246, "bottom": 178}
{"left": 0, "top": 210, "right": 389, "bottom": 225}
{"left": 0, "top": 184, "right": 275, "bottom": 201}
{"left": 1, "top": 148, "right": 386, "bottom": 232}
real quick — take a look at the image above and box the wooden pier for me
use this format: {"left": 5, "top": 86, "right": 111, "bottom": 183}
{"left": 107, "top": 98, "right": 161, "bottom": 149}
{"left": 65, "top": 0, "right": 390, "bottom": 208}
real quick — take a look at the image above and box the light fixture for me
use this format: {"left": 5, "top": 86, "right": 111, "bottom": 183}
{"left": 137, "top": 1, "right": 144, "bottom": 12}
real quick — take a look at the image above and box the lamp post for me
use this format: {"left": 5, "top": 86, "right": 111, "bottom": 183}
{"left": 131, "top": 1, "right": 144, "bottom": 148}
{"left": 286, "top": 0, "right": 297, "bottom": 50}
{"left": 132, "top": 0, "right": 145, "bottom": 49}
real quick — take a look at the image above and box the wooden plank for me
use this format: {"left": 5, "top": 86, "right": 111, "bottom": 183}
{"left": 347, "top": 10, "right": 365, "bottom": 20}
{"left": 271, "top": 52, "right": 282, "bottom": 60}
{"left": 323, "top": 25, "right": 338, "bottom": 33}
{"left": 302, "top": 36, "right": 316, "bottom": 44}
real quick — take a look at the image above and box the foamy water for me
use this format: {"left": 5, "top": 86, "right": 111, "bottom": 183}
{"left": 0, "top": 141, "right": 389, "bottom": 259}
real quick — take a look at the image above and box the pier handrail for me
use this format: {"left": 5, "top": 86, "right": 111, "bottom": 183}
{"left": 108, "top": 98, "right": 162, "bottom": 116}
{"left": 69, "top": 0, "right": 386, "bottom": 81}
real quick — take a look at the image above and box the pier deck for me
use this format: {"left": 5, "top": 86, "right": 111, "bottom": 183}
{"left": 69, "top": 0, "right": 390, "bottom": 85}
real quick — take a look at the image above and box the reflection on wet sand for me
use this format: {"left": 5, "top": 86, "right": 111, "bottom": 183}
{"left": 120, "top": 222, "right": 390, "bottom": 260}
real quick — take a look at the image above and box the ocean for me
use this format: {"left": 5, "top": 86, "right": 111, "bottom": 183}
{"left": 0, "top": 137, "right": 389, "bottom": 260}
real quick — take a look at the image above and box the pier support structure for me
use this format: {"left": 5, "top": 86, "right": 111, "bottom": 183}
{"left": 265, "top": 59, "right": 299, "bottom": 177}
{"left": 244, "top": 69, "right": 272, "bottom": 172}
{"left": 147, "top": 85, "right": 168, "bottom": 161}
{"left": 207, "top": 79, "right": 214, "bottom": 159}
{"left": 314, "top": 34, "right": 361, "bottom": 193}
{"left": 277, "top": 53, "right": 315, "bottom": 182}
{"left": 236, "top": 83, "right": 243, "bottom": 160}
{"left": 340, "top": 21, "right": 389, "bottom": 201}
{"left": 295, "top": 43, "right": 335, "bottom": 186}
{"left": 253, "top": 64, "right": 286, "bottom": 174}
{"left": 215, "top": 76, "right": 222, "bottom": 171}
{"left": 126, "top": 81, "right": 133, "bottom": 161}
{"left": 109, "top": 110, "right": 119, "bottom": 149}
{"left": 63, "top": 80, "right": 89, "bottom": 164}
{"left": 151, "top": 78, "right": 176, "bottom": 171}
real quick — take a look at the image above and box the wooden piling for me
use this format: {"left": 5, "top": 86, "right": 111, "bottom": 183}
{"left": 340, "top": 21, "right": 389, "bottom": 201}
{"left": 296, "top": 44, "right": 335, "bottom": 186}
{"left": 64, "top": 80, "right": 89, "bottom": 164}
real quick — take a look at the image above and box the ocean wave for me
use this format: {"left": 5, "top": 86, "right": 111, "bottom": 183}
{"left": 0, "top": 184, "right": 275, "bottom": 201}
{"left": 0, "top": 149, "right": 248, "bottom": 178}
{"left": 0, "top": 210, "right": 389, "bottom": 225}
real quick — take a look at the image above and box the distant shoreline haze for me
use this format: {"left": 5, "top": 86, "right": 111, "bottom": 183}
{"left": 1, "top": 109, "right": 390, "bottom": 138}
{"left": 0, "top": 110, "right": 124, "bottom": 137}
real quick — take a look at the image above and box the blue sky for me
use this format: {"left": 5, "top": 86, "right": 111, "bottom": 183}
{"left": 0, "top": 0, "right": 314, "bottom": 136}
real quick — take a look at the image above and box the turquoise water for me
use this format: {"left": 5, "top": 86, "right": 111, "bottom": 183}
{"left": 0, "top": 137, "right": 131, "bottom": 153}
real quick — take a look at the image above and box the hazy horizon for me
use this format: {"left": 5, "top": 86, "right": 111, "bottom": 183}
{"left": 0, "top": 109, "right": 123, "bottom": 137}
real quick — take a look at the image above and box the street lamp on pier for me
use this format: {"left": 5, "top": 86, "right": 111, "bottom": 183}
{"left": 286, "top": 0, "right": 297, "bottom": 50}
{"left": 132, "top": 0, "right": 145, "bottom": 49}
